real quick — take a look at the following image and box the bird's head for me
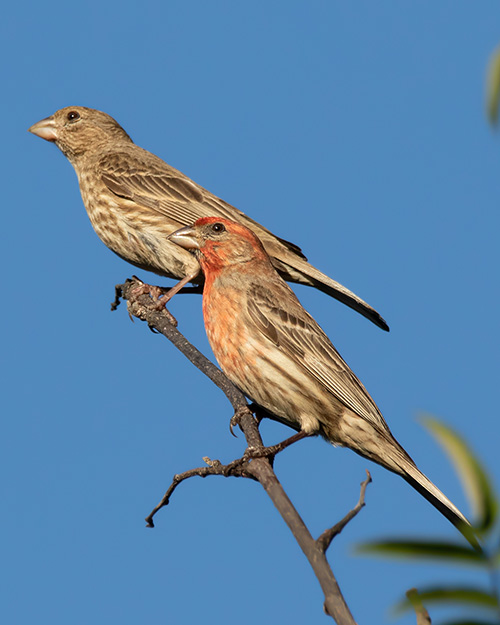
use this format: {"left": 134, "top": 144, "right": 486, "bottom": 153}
{"left": 169, "top": 217, "right": 269, "bottom": 274}
{"left": 28, "top": 106, "right": 132, "bottom": 162}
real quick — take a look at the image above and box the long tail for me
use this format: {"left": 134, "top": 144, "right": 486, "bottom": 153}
{"left": 338, "top": 420, "right": 480, "bottom": 548}
{"left": 379, "top": 436, "right": 479, "bottom": 548}
{"left": 401, "top": 463, "right": 481, "bottom": 550}
{"left": 401, "top": 461, "right": 468, "bottom": 529}
{"left": 271, "top": 255, "right": 390, "bottom": 332}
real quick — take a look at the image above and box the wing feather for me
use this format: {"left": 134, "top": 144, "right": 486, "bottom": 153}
{"left": 98, "top": 150, "right": 307, "bottom": 258}
{"left": 247, "top": 282, "right": 385, "bottom": 428}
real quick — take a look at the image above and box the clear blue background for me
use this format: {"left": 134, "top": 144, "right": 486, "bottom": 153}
{"left": 2, "top": 2, "right": 499, "bottom": 624}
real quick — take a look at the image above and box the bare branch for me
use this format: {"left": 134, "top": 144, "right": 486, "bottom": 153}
{"left": 317, "top": 471, "right": 372, "bottom": 553}
{"left": 406, "top": 588, "right": 432, "bottom": 625}
{"left": 145, "top": 454, "right": 258, "bottom": 527}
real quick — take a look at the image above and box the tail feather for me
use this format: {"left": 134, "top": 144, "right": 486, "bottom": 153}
{"left": 271, "top": 256, "right": 390, "bottom": 332}
{"left": 402, "top": 465, "right": 481, "bottom": 550}
{"left": 402, "top": 463, "right": 468, "bottom": 529}
{"left": 338, "top": 420, "right": 480, "bottom": 549}
{"left": 390, "top": 448, "right": 480, "bottom": 550}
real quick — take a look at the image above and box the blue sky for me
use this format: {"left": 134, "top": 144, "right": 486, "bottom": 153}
{"left": 2, "top": 2, "right": 500, "bottom": 624}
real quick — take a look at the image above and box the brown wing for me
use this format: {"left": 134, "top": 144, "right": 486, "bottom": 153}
{"left": 97, "top": 146, "right": 390, "bottom": 333}
{"left": 247, "top": 281, "right": 386, "bottom": 429}
{"left": 98, "top": 148, "right": 307, "bottom": 258}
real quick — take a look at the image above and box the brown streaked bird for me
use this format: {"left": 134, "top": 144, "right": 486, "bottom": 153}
{"left": 28, "top": 106, "right": 389, "bottom": 331}
{"left": 169, "top": 217, "right": 476, "bottom": 544}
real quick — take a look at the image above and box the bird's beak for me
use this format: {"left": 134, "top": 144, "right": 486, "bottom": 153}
{"left": 168, "top": 226, "right": 200, "bottom": 250}
{"left": 28, "top": 116, "right": 58, "bottom": 142}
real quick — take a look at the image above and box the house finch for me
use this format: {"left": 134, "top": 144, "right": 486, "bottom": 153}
{"left": 169, "top": 217, "right": 473, "bottom": 538}
{"left": 28, "top": 106, "right": 388, "bottom": 331}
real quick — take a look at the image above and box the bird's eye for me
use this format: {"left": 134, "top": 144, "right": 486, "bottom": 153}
{"left": 66, "top": 110, "right": 81, "bottom": 122}
{"left": 211, "top": 222, "right": 226, "bottom": 234}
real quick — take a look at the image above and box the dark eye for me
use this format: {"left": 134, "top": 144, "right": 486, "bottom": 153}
{"left": 67, "top": 110, "right": 81, "bottom": 122}
{"left": 211, "top": 222, "right": 226, "bottom": 234}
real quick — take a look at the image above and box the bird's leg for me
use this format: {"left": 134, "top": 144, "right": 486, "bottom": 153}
{"left": 156, "top": 271, "right": 199, "bottom": 308}
{"left": 244, "top": 431, "right": 311, "bottom": 461}
{"left": 128, "top": 272, "right": 199, "bottom": 311}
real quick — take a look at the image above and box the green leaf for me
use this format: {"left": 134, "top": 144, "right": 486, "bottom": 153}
{"left": 357, "top": 539, "right": 486, "bottom": 566}
{"left": 487, "top": 46, "right": 500, "bottom": 125}
{"left": 395, "top": 586, "right": 499, "bottom": 614}
{"left": 421, "top": 416, "right": 498, "bottom": 533}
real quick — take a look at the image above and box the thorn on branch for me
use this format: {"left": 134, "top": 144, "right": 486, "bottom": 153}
{"left": 317, "top": 470, "right": 372, "bottom": 553}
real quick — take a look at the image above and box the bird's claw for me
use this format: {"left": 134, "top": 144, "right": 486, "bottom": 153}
{"left": 126, "top": 277, "right": 179, "bottom": 326}
{"left": 130, "top": 281, "right": 165, "bottom": 306}
{"left": 229, "top": 406, "right": 253, "bottom": 437}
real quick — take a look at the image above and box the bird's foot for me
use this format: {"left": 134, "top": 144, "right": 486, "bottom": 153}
{"left": 118, "top": 273, "right": 201, "bottom": 314}
{"left": 129, "top": 278, "right": 168, "bottom": 310}
{"left": 124, "top": 277, "right": 178, "bottom": 325}
{"left": 229, "top": 405, "right": 254, "bottom": 437}
{"left": 244, "top": 431, "right": 310, "bottom": 461}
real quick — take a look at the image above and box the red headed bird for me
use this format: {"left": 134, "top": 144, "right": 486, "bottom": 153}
{"left": 169, "top": 217, "right": 474, "bottom": 542}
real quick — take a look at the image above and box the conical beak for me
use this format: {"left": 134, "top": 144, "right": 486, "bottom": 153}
{"left": 28, "top": 116, "right": 57, "bottom": 142}
{"left": 168, "top": 225, "right": 200, "bottom": 250}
